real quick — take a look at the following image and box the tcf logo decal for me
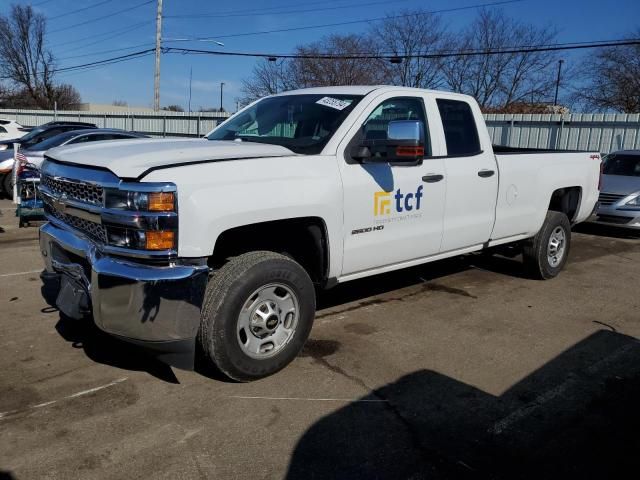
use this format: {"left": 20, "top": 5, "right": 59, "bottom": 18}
{"left": 374, "top": 186, "right": 424, "bottom": 216}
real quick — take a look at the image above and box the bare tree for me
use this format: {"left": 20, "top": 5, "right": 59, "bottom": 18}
{"left": 0, "top": 4, "right": 82, "bottom": 109}
{"left": 112, "top": 100, "right": 128, "bottom": 107}
{"left": 0, "top": 5, "right": 56, "bottom": 108}
{"left": 369, "top": 10, "right": 449, "bottom": 89}
{"left": 571, "top": 32, "right": 640, "bottom": 112}
{"left": 241, "top": 34, "right": 387, "bottom": 102}
{"left": 241, "top": 58, "right": 294, "bottom": 103}
{"left": 290, "top": 34, "right": 386, "bottom": 87}
{"left": 163, "top": 104, "right": 184, "bottom": 112}
{"left": 441, "top": 9, "right": 559, "bottom": 110}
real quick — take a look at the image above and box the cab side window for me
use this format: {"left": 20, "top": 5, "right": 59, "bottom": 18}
{"left": 363, "top": 97, "right": 430, "bottom": 154}
{"left": 436, "top": 99, "right": 481, "bottom": 156}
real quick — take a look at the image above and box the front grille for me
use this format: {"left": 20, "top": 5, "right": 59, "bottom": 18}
{"left": 598, "top": 192, "right": 626, "bottom": 205}
{"left": 42, "top": 174, "right": 104, "bottom": 206}
{"left": 595, "top": 214, "right": 634, "bottom": 225}
{"left": 45, "top": 203, "right": 107, "bottom": 243}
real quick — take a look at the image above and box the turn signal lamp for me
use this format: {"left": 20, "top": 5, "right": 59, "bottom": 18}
{"left": 145, "top": 231, "right": 175, "bottom": 250}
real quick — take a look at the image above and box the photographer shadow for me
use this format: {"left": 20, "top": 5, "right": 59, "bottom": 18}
{"left": 286, "top": 329, "right": 640, "bottom": 479}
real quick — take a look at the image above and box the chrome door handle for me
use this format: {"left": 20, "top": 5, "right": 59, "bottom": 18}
{"left": 478, "top": 169, "right": 495, "bottom": 178}
{"left": 422, "top": 174, "right": 444, "bottom": 183}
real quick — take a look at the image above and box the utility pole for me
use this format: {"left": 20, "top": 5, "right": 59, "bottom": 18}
{"left": 153, "top": 0, "right": 163, "bottom": 111}
{"left": 553, "top": 59, "right": 564, "bottom": 106}
{"left": 219, "top": 82, "right": 225, "bottom": 112}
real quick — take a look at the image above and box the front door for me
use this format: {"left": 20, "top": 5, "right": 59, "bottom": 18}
{"left": 338, "top": 94, "right": 447, "bottom": 277}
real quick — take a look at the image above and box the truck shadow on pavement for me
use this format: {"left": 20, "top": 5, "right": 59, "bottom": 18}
{"left": 286, "top": 329, "right": 640, "bottom": 480}
{"left": 53, "top": 316, "right": 179, "bottom": 384}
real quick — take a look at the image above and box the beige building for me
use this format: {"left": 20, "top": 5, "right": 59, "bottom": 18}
{"left": 71, "top": 103, "right": 156, "bottom": 113}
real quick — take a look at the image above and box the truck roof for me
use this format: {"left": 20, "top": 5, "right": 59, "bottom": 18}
{"left": 274, "top": 85, "right": 476, "bottom": 101}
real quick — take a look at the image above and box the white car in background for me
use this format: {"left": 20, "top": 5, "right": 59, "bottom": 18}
{"left": 0, "top": 119, "right": 29, "bottom": 140}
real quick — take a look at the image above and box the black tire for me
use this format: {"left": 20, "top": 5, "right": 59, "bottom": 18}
{"left": 1, "top": 173, "right": 11, "bottom": 199}
{"left": 197, "top": 251, "right": 316, "bottom": 382}
{"left": 523, "top": 211, "right": 571, "bottom": 280}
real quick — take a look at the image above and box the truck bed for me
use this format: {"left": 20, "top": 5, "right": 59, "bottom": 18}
{"left": 493, "top": 144, "right": 590, "bottom": 155}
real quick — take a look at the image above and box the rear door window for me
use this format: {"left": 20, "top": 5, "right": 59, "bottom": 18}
{"left": 436, "top": 99, "right": 481, "bottom": 156}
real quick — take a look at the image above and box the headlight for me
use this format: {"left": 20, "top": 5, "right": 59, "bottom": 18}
{"left": 0, "top": 145, "right": 7, "bottom": 151}
{"left": 102, "top": 184, "right": 177, "bottom": 253}
{"left": 625, "top": 195, "right": 640, "bottom": 207}
{"left": 105, "top": 190, "right": 176, "bottom": 212}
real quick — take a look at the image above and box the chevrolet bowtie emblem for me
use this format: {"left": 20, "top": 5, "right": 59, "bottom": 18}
{"left": 52, "top": 194, "right": 67, "bottom": 213}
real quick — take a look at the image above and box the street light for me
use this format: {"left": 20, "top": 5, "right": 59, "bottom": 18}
{"left": 163, "top": 38, "right": 225, "bottom": 47}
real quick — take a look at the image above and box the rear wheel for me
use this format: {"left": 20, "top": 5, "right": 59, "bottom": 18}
{"left": 197, "top": 251, "right": 316, "bottom": 382}
{"left": 523, "top": 211, "right": 571, "bottom": 279}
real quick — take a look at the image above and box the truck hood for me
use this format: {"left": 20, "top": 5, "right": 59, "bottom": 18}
{"left": 600, "top": 174, "right": 640, "bottom": 195}
{"left": 46, "top": 138, "right": 296, "bottom": 179}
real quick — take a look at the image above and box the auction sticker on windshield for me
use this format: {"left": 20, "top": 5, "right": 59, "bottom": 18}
{"left": 316, "top": 97, "right": 352, "bottom": 110}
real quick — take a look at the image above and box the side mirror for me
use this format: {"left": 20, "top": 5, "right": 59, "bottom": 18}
{"left": 351, "top": 120, "right": 425, "bottom": 165}
{"left": 387, "top": 120, "right": 424, "bottom": 143}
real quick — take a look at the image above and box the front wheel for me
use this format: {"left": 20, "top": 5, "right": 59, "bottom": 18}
{"left": 197, "top": 251, "right": 316, "bottom": 381}
{"left": 523, "top": 211, "right": 571, "bottom": 280}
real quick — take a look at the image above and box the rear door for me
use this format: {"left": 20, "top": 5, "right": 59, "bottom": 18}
{"left": 435, "top": 98, "right": 498, "bottom": 252}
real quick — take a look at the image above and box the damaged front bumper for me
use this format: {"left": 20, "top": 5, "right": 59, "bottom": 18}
{"left": 39, "top": 221, "right": 209, "bottom": 369}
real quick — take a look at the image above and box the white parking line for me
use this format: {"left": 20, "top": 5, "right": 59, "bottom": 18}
{"left": 0, "top": 377, "right": 128, "bottom": 420}
{"left": 0, "top": 269, "right": 41, "bottom": 278}
{"left": 229, "top": 395, "right": 387, "bottom": 403}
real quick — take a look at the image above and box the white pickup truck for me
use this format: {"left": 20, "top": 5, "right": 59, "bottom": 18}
{"left": 38, "top": 86, "right": 601, "bottom": 381}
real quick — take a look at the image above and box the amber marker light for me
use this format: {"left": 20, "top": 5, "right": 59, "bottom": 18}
{"left": 145, "top": 231, "right": 175, "bottom": 250}
{"left": 148, "top": 192, "right": 175, "bottom": 211}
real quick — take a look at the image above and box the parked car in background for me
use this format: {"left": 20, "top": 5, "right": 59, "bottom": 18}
{"left": 0, "top": 122, "right": 97, "bottom": 197}
{"left": 0, "top": 119, "right": 30, "bottom": 140}
{"left": 590, "top": 150, "right": 640, "bottom": 229}
{"left": 0, "top": 121, "right": 97, "bottom": 153}
{"left": 13, "top": 129, "right": 149, "bottom": 171}
{"left": 2, "top": 129, "right": 147, "bottom": 197}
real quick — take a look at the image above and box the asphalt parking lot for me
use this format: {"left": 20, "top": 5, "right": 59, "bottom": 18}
{"left": 1, "top": 197, "right": 640, "bottom": 480}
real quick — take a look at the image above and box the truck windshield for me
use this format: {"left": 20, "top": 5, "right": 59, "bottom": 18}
{"left": 207, "top": 94, "right": 363, "bottom": 154}
{"left": 603, "top": 153, "right": 640, "bottom": 177}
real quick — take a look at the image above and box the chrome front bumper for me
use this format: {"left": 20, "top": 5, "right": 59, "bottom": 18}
{"left": 40, "top": 222, "right": 209, "bottom": 366}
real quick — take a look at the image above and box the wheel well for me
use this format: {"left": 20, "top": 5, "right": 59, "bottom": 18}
{"left": 548, "top": 187, "right": 582, "bottom": 222}
{"left": 210, "top": 217, "right": 329, "bottom": 284}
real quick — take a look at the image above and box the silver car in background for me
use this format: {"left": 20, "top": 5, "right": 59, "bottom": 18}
{"left": 591, "top": 150, "right": 640, "bottom": 229}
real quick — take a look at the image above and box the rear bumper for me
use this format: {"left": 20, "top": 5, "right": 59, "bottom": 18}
{"left": 39, "top": 221, "right": 209, "bottom": 369}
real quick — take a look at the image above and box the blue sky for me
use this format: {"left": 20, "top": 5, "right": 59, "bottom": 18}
{"left": 1, "top": 0, "right": 639, "bottom": 110}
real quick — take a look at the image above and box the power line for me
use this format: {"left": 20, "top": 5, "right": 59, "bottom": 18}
{"left": 165, "top": 0, "right": 413, "bottom": 19}
{"left": 57, "top": 43, "right": 155, "bottom": 61}
{"left": 48, "top": 0, "right": 116, "bottom": 21}
{"left": 4, "top": 37, "right": 637, "bottom": 82}
{"left": 166, "top": 0, "right": 524, "bottom": 41}
{"left": 49, "top": 0, "right": 154, "bottom": 34}
{"left": 163, "top": 39, "right": 640, "bottom": 60}
{"left": 0, "top": 49, "right": 156, "bottom": 80}
{"left": 54, "top": 21, "right": 154, "bottom": 54}
{"left": 164, "top": 0, "right": 387, "bottom": 18}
